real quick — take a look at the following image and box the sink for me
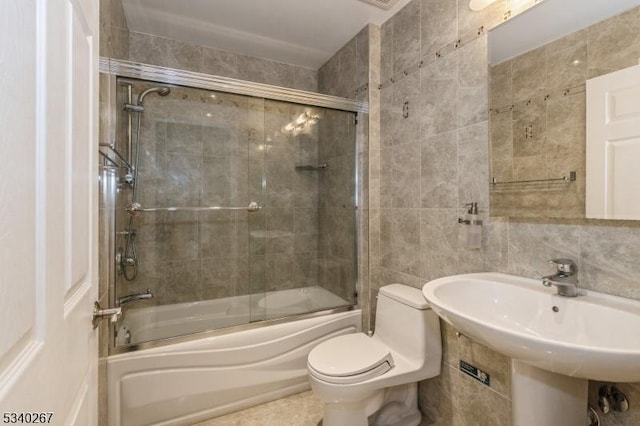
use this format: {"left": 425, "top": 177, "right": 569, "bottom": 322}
{"left": 422, "top": 272, "right": 640, "bottom": 383}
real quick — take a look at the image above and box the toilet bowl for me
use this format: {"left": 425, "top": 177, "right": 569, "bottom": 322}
{"left": 307, "top": 284, "right": 442, "bottom": 426}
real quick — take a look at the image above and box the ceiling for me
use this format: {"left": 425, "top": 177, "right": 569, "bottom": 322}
{"left": 121, "top": 0, "right": 414, "bottom": 69}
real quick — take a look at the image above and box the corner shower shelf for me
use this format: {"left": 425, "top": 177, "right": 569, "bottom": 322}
{"left": 295, "top": 163, "right": 328, "bottom": 171}
{"left": 491, "top": 171, "right": 576, "bottom": 186}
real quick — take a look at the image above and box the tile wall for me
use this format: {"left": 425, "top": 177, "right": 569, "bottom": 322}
{"left": 99, "top": 0, "right": 129, "bottom": 60}
{"left": 127, "top": 31, "right": 317, "bottom": 92}
{"left": 358, "top": 1, "right": 640, "bottom": 425}
{"left": 318, "top": 26, "right": 371, "bottom": 100}
{"left": 99, "top": 0, "right": 316, "bottom": 91}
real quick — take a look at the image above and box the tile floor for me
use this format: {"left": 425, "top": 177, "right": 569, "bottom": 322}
{"left": 193, "top": 390, "right": 433, "bottom": 426}
{"left": 192, "top": 391, "right": 323, "bottom": 426}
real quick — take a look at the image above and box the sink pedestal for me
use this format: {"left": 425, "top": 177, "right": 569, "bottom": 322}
{"left": 512, "top": 360, "right": 587, "bottom": 426}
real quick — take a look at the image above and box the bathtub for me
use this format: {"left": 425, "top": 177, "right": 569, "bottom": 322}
{"left": 117, "top": 286, "right": 352, "bottom": 345}
{"left": 107, "top": 288, "right": 360, "bottom": 426}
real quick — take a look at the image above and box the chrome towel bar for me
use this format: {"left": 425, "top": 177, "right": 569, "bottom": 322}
{"left": 126, "top": 201, "right": 262, "bottom": 215}
{"left": 491, "top": 171, "right": 576, "bottom": 186}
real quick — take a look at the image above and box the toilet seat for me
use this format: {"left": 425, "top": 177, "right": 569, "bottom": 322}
{"left": 308, "top": 334, "right": 394, "bottom": 385}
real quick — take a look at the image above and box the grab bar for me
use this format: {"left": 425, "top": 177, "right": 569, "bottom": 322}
{"left": 126, "top": 201, "right": 262, "bottom": 215}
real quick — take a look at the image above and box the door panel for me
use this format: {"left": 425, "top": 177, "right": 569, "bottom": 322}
{"left": 0, "top": 0, "right": 38, "bottom": 373}
{"left": 0, "top": 0, "right": 99, "bottom": 424}
{"left": 68, "top": 0, "right": 93, "bottom": 297}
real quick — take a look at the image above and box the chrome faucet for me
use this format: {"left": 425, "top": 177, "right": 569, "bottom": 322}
{"left": 542, "top": 259, "right": 579, "bottom": 297}
{"left": 117, "top": 288, "right": 153, "bottom": 306}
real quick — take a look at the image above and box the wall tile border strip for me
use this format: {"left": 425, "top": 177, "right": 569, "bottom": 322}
{"left": 355, "top": 83, "right": 370, "bottom": 98}
{"left": 490, "top": 83, "right": 586, "bottom": 115}
{"left": 377, "top": 2, "right": 543, "bottom": 91}
{"left": 378, "top": 25, "right": 487, "bottom": 90}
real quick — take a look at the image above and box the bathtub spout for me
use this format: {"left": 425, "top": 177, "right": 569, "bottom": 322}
{"left": 117, "top": 289, "right": 153, "bottom": 307}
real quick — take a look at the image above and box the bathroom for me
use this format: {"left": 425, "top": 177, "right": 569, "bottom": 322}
{"left": 100, "top": 0, "right": 640, "bottom": 422}
{"left": 1, "top": 0, "right": 640, "bottom": 425}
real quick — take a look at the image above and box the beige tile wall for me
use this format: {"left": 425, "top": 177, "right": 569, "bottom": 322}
{"left": 99, "top": 0, "right": 317, "bottom": 91}
{"left": 366, "top": 1, "right": 640, "bottom": 425}
{"left": 99, "top": 0, "right": 129, "bottom": 60}
{"left": 127, "top": 31, "right": 317, "bottom": 92}
{"left": 318, "top": 26, "right": 370, "bottom": 99}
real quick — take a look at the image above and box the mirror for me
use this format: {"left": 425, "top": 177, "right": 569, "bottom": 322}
{"left": 487, "top": 0, "right": 640, "bottom": 219}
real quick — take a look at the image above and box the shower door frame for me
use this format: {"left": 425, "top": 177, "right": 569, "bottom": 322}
{"left": 99, "top": 58, "right": 368, "bottom": 113}
{"left": 99, "top": 58, "right": 368, "bottom": 355}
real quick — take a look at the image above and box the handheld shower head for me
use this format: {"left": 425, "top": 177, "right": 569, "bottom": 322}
{"left": 137, "top": 86, "right": 171, "bottom": 105}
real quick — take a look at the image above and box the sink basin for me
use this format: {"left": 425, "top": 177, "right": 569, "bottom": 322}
{"left": 422, "top": 272, "right": 640, "bottom": 382}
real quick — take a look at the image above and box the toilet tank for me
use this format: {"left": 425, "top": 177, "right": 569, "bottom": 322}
{"left": 374, "top": 284, "right": 442, "bottom": 369}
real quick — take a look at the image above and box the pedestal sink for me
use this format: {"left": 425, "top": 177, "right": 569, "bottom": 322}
{"left": 422, "top": 273, "right": 640, "bottom": 426}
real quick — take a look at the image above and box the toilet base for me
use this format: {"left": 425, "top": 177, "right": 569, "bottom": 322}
{"left": 321, "top": 384, "right": 422, "bottom": 426}
{"left": 370, "top": 383, "right": 421, "bottom": 426}
{"left": 322, "top": 390, "right": 384, "bottom": 426}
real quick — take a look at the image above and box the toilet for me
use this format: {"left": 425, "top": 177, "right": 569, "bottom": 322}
{"left": 307, "top": 284, "right": 442, "bottom": 426}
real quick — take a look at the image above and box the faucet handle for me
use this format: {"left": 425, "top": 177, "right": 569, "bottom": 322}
{"left": 548, "top": 258, "right": 576, "bottom": 275}
{"left": 92, "top": 301, "right": 122, "bottom": 329}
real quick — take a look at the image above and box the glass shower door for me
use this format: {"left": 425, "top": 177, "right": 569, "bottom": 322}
{"left": 109, "top": 77, "right": 358, "bottom": 350}
{"left": 113, "top": 79, "right": 267, "bottom": 346}
{"left": 254, "top": 99, "right": 358, "bottom": 321}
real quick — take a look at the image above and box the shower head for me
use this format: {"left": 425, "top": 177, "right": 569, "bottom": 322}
{"left": 137, "top": 86, "right": 171, "bottom": 105}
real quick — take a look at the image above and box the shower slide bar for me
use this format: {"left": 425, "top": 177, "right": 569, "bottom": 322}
{"left": 126, "top": 202, "right": 262, "bottom": 215}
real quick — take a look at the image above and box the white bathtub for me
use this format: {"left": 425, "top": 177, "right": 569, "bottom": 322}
{"left": 107, "top": 289, "right": 360, "bottom": 426}
{"left": 118, "top": 286, "right": 352, "bottom": 345}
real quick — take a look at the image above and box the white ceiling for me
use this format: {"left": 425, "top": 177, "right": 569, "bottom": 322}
{"left": 121, "top": 0, "right": 414, "bottom": 69}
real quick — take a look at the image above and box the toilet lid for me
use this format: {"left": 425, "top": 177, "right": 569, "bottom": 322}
{"left": 308, "top": 334, "right": 394, "bottom": 384}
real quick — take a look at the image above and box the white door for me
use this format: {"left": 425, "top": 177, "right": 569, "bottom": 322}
{"left": 586, "top": 63, "right": 640, "bottom": 220}
{"left": 0, "top": 0, "right": 99, "bottom": 425}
